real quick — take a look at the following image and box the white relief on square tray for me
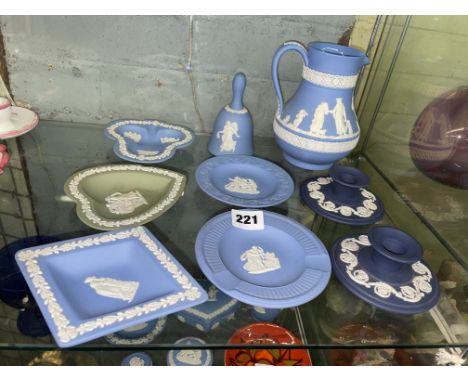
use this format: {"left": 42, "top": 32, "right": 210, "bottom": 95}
{"left": 240, "top": 246, "right": 281, "bottom": 274}
{"left": 85, "top": 276, "right": 139, "bottom": 303}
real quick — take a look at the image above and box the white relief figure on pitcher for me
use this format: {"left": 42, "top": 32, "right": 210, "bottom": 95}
{"left": 240, "top": 246, "right": 281, "bottom": 274}
{"left": 331, "top": 98, "right": 353, "bottom": 136}
{"left": 309, "top": 102, "right": 329, "bottom": 135}
{"left": 217, "top": 121, "right": 239, "bottom": 152}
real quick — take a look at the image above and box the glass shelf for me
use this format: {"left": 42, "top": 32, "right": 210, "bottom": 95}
{"left": 0, "top": 120, "right": 466, "bottom": 365}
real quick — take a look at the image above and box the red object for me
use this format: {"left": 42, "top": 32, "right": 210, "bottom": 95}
{"left": 410, "top": 86, "right": 468, "bottom": 189}
{"left": 225, "top": 323, "right": 312, "bottom": 366}
{"left": 0, "top": 144, "right": 9, "bottom": 174}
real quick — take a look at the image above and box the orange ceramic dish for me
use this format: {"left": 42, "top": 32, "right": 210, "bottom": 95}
{"left": 225, "top": 323, "right": 312, "bottom": 366}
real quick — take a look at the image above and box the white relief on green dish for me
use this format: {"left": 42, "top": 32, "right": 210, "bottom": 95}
{"left": 105, "top": 190, "right": 148, "bottom": 215}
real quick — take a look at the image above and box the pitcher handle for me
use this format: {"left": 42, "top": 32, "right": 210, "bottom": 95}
{"left": 272, "top": 41, "right": 309, "bottom": 116}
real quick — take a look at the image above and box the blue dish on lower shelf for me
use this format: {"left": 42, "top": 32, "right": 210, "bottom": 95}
{"left": 121, "top": 352, "right": 153, "bottom": 366}
{"left": 105, "top": 317, "right": 167, "bottom": 345}
{"left": 167, "top": 337, "right": 213, "bottom": 366}
{"left": 105, "top": 119, "right": 194, "bottom": 163}
{"left": 331, "top": 226, "right": 440, "bottom": 315}
{"left": 195, "top": 210, "right": 331, "bottom": 309}
{"left": 176, "top": 280, "right": 240, "bottom": 332}
{"left": 15, "top": 226, "right": 208, "bottom": 347}
{"left": 196, "top": 155, "right": 294, "bottom": 208}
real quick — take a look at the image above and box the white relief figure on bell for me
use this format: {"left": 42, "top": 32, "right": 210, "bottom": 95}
{"left": 331, "top": 98, "right": 353, "bottom": 136}
{"left": 240, "top": 246, "right": 281, "bottom": 274}
{"left": 309, "top": 102, "right": 329, "bottom": 136}
{"left": 176, "top": 349, "right": 203, "bottom": 365}
{"left": 84, "top": 276, "right": 139, "bottom": 303}
{"left": 224, "top": 176, "right": 260, "bottom": 195}
{"left": 105, "top": 190, "right": 148, "bottom": 215}
{"left": 217, "top": 121, "right": 239, "bottom": 152}
{"left": 207, "top": 285, "right": 218, "bottom": 301}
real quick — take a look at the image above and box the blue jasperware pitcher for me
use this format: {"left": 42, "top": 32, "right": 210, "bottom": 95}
{"left": 272, "top": 41, "right": 369, "bottom": 170}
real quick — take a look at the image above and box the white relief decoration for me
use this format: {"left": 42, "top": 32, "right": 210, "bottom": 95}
{"left": 123, "top": 131, "right": 141, "bottom": 143}
{"left": 240, "top": 246, "right": 281, "bottom": 274}
{"left": 224, "top": 176, "right": 260, "bottom": 195}
{"left": 211, "top": 322, "right": 220, "bottom": 330}
{"left": 195, "top": 324, "right": 205, "bottom": 331}
{"left": 66, "top": 165, "right": 185, "bottom": 229}
{"left": 106, "top": 120, "right": 193, "bottom": 161}
{"left": 176, "top": 349, "right": 202, "bottom": 365}
{"left": 16, "top": 227, "right": 202, "bottom": 344}
{"left": 129, "top": 356, "right": 145, "bottom": 366}
{"left": 338, "top": 236, "right": 433, "bottom": 303}
{"left": 137, "top": 149, "right": 159, "bottom": 156}
{"left": 217, "top": 121, "right": 239, "bottom": 152}
{"left": 207, "top": 285, "right": 218, "bottom": 301}
{"left": 273, "top": 119, "right": 359, "bottom": 153}
{"left": 277, "top": 99, "right": 357, "bottom": 140}
{"left": 254, "top": 306, "right": 266, "bottom": 314}
{"left": 306, "top": 177, "right": 378, "bottom": 218}
{"left": 160, "top": 136, "right": 180, "bottom": 143}
{"left": 225, "top": 105, "right": 248, "bottom": 114}
{"left": 106, "top": 317, "right": 167, "bottom": 345}
{"left": 85, "top": 276, "right": 139, "bottom": 303}
{"left": 183, "top": 298, "right": 238, "bottom": 320}
{"left": 302, "top": 66, "right": 358, "bottom": 89}
{"left": 227, "top": 312, "right": 235, "bottom": 320}
{"left": 105, "top": 190, "right": 148, "bottom": 215}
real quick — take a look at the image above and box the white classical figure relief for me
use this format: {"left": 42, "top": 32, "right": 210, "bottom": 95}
{"left": 160, "top": 136, "right": 180, "bottom": 143}
{"left": 224, "top": 176, "right": 260, "bottom": 195}
{"left": 123, "top": 131, "right": 142, "bottom": 143}
{"left": 331, "top": 97, "right": 353, "bottom": 136}
{"left": 217, "top": 121, "right": 239, "bottom": 152}
{"left": 129, "top": 356, "right": 145, "bottom": 366}
{"left": 84, "top": 276, "right": 139, "bottom": 303}
{"left": 309, "top": 102, "right": 329, "bottom": 135}
{"left": 176, "top": 349, "right": 202, "bottom": 365}
{"left": 240, "top": 246, "right": 281, "bottom": 274}
{"left": 207, "top": 285, "right": 218, "bottom": 301}
{"left": 105, "top": 190, "right": 148, "bottom": 215}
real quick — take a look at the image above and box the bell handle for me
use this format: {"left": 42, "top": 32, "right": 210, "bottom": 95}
{"left": 271, "top": 41, "right": 309, "bottom": 116}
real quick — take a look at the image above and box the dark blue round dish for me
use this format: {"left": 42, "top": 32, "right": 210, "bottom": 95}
{"left": 300, "top": 164, "right": 384, "bottom": 225}
{"left": 331, "top": 226, "right": 440, "bottom": 315}
{"left": 0, "top": 236, "right": 58, "bottom": 309}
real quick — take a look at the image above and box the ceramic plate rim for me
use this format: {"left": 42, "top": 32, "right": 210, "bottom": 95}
{"left": 195, "top": 155, "right": 294, "bottom": 208}
{"left": 104, "top": 119, "right": 194, "bottom": 164}
{"left": 15, "top": 226, "right": 208, "bottom": 347}
{"left": 64, "top": 164, "right": 186, "bottom": 231}
{"left": 195, "top": 210, "right": 331, "bottom": 308}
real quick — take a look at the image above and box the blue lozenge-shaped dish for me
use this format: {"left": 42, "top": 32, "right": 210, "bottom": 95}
{"left": 105, "top": 119, "right": 194, "bottom": 163}
{"left": 176, "top": 280, "right": 240, "bottom": 332}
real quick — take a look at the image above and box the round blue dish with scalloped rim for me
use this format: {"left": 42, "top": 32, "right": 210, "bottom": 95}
{"left": 105, "top": 119, "right": 194, "bottom": 164}
{"left": 195, "top": 155, "right": 294, "bottom": 208}
{"left": 195, "top": 210, "right": 331, "bottom": 309}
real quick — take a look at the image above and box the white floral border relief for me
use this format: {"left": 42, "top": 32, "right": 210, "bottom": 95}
{"left": 183, "top": 298, "right": 238, "bottom": 321}
{"left": 273, "top": 119, "right": 359, "bottom": 153}
{"left": 106, "top": 120, "right": 193, "bottom": 161}
{"left": 339, "top": 235, "right": 433, "bottom": 303}
{"left": 307, "top": 177, "right": 377, "bottom": 218}
{"left": 106, "top": 317, "right": 167, "bottom": 345}
{"left": 302, "top": 66, "right": 358, "bottom": 89}
{"left": 16, "top": 227, "right": 202, "bottom": 344}
{"left": 66, "top": 165, "right": 185, "bottom": 229}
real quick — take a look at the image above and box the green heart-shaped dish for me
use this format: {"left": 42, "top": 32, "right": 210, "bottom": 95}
{"left": 64, "top": 164, "right": 186, "bottom": 230}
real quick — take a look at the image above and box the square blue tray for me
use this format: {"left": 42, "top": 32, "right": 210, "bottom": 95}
{"left": 15, "top": 226, "right": 208, "bottom": 347}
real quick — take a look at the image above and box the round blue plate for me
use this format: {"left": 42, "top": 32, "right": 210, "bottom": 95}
{"left": 195, "top": 210, "right": 331, "bottom": 309}
{"left": 331, "top": 233, "right": 440, "bottom": 315}
{"left": 105, "top": 119, "right": 194, "bottom": 164}
{"left": 195, "top": 155, "right": 294, "bottom": 208}
{"left": 167, "top": 337, "right": 213, "bottom": 366}
{"left": 121, "top": 352, "right": 153, "bottom": 366}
